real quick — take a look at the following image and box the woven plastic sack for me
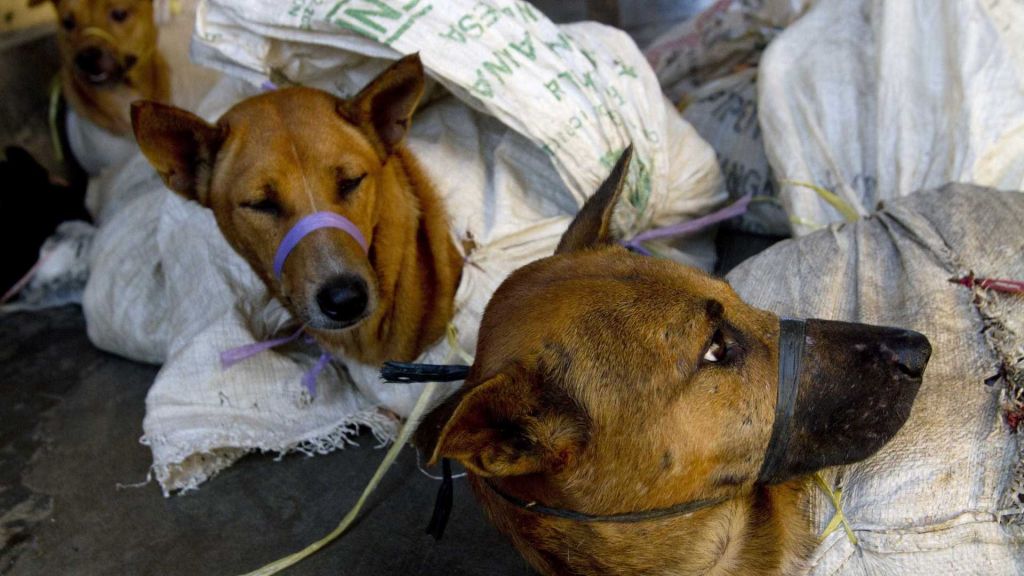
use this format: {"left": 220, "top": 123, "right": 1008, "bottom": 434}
{"left": 759, "top": 0, "right": 1024, "bottom": 235}
{"left": 646, "top": 0, "right": 813, "bottom": 236}
{"left": 727, "top": 185, "right": 1024, "bottom": 573}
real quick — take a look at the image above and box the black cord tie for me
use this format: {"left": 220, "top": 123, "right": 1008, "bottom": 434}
{"left": 426, "top": 458, "right": 454, "bottom": 540}
{"left": 381, "top": 361, "right": 470, "bottom": 383}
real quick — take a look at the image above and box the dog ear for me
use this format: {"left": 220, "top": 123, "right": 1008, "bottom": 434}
{"left": 346, "top": 53, "right": 425, "bottom": 157}
{"left": 416, "top": 373, "right": 582, "bottom": 478}
{"left": 131, "top": 101, "right": 224, "bottom": 205}
{"left": 556, "top": 145, "right": 632, "bottom": 254}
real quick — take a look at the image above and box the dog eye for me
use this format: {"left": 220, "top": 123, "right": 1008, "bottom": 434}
{"left": 241, "top": 198, "right": 282, "bottom": 217}
{"left": 702, "top": 328, "right": 733, "bottom": 364}
{"left": 110, "top": 8, "right": 130, "bottom": 22}
{"left": 62, "top": 14, "right": 76, "bottom": 30}
{"left": 336, "top": 173, "right": 365, "bottom": 199}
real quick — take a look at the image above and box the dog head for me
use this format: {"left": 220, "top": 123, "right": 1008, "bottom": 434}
{"left": 131, "top": 55, "right": 427, "bottom": 333}
{"left": 34, "top": 0, "right": 158, "bottom": 88}
{"left": 415, "top": 150, "right": 929, "bottom": 574}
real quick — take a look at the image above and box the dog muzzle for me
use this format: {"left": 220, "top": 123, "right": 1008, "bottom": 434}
{"left": 756, "top": 318, "right": 804, "bottom": 484}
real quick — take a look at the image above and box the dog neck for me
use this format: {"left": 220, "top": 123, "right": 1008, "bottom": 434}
{"left": 312, "top": 148, "right": 463, "bottom": 365}
{"left": 478, "top": 476, "right": 816, "bottom": 576}
{"left": 698, "top": 481, "right": 815, "bottom": 576}
{"left": 63, "top": 50, "right": 169, "bottom": 136}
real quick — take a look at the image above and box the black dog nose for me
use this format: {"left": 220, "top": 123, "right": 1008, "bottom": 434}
{"left": 75, "top": 47, "right": 105, "bottom": 75}
{"left": 316, "top": 276, "right": 368, "bottom": 324}
{"left": 74, "top": 46, "right": 120, "bottom": 81}
{"left": 881, "top": 329, "right": 932, "bottom": 378}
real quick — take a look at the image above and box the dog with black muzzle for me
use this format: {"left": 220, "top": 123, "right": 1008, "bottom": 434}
{"left": 33, "top": 0, "right": 169, "bottom": 137}
{"left": 414, "top": 149, "right": 931, "bottom": 576}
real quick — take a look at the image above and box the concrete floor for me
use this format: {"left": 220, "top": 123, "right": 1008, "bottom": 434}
{"left": 0, "top": 1, "right": 759, "bottom": 574}
{"left": 1, "top": 306, "right": 531, "bottom": 575}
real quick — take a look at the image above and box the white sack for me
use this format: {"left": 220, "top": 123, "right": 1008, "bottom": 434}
{"left": 727, "top": 186, "right": 1024, "bottom": 573}
{"left": 759, "top": 0, "right": 1024, "bottom": 235}
{"left": 84, "top": 0, "right": 725, "bottom": 493}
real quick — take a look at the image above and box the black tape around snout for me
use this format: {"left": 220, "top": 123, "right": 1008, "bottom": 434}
{"left": 756, "top": 318, "right": 805, "bottom": 485}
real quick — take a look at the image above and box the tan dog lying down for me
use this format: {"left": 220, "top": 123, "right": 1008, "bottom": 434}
{"left": 132, "top": 55, "right": 462, "bottom": 369}
{"left": 417, "top": 153, "right": 1024, "bottom": 574}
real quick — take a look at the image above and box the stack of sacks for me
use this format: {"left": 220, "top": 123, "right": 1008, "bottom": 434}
{"left": 646, "top": 0, "right": 814, "bottom": 237}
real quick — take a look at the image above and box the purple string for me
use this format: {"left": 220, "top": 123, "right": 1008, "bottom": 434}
{"left": 220, "top": 326, "right": 305, "bottom": 369}
{"left": 622, "top": 192, "right": 753, "bottom": 255}
{"left": 273, "top": 212, "right": 368, "bottom": 280}
{"left": 219, "top": 326, "right": 333, "bottom": 398}
{"left": 302, "top": 352, "right": 332, "bottom": 396}
{"left": 261, "top": 80, "right": 278, "bottom": 92}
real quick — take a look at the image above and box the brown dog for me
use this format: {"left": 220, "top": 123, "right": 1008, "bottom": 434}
{"left": 415, "top": 150, "right": 930, "bottom": 575}
{"left": 35, "top": 0, "right": 169, "bottom": 136}
{"left": 131, "top": 55, "right": 462, "bottom": 366}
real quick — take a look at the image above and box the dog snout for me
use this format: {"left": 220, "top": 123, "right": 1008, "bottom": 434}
{"left": 74, "top": 46, "right": 120, "bottom": 83}
{"left": 316, "top": 275, "right": 369, "bottom": 325}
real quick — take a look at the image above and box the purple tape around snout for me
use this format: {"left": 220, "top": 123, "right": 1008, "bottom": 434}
{"left": 273, "top": 212, "right": 368, "bottom": 280}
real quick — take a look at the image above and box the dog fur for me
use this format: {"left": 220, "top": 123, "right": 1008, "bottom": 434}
{"left": 415, "top": 151, "right": 928, "bottom": 575}
{"left": 35, "top": 0, "right": 169, "bottom": 136}
{"left": 131, "top": 55, "right": 463, "bottom": 366}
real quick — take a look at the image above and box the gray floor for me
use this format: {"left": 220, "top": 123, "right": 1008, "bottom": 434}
{"left": 1, "top": 306, "right": 532, "bottom": 575}
{"left": 0, "top": 2, "right": 725, "bottom": 574}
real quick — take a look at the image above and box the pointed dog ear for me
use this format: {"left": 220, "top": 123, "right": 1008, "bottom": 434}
{"left": 556, "top": 145, "right": 632, "bottom": 254}
{"left": 345, "top": 53, "right": 425, "bottom": 158}
{"left": 415, "top": 372, "right": 583, "bottom": 478}
{"left": 131, "top": 101, "right": 225, "bottom": 206}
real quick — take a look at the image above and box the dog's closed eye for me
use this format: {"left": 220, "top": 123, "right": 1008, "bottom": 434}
{"left": 241, "top": 198, "right": 282, "bottom": 217}
{"left": 336, "top": 172, "right": 366, "bottom": 200}
{"left": 61, "top": 13, "right": 76, "bottom": 31}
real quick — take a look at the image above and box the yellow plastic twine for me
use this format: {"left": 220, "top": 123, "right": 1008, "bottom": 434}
{"left": 48, "top": 75, "right": 64, "bottom": 164}
{"left": 812, "top": 472, "right": 858, "bottom": 545}
{"left": 239, "top": 324, "right": 472, "bottom": 576}
{"left": 781, "top": 180, "right": 860, "bottom": 223}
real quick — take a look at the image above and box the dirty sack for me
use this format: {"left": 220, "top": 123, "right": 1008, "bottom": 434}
{"left": 727, "top": 185, "right": 1024, "bottom": 573}
{"left": 82, "top": 0, "right": 726, "bottom": 494}
{"left": 645, "top": 0, "right": 814, "bottom": 236}
{"left": 759, "top": 0, "right": 1024, "bottom": 235}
